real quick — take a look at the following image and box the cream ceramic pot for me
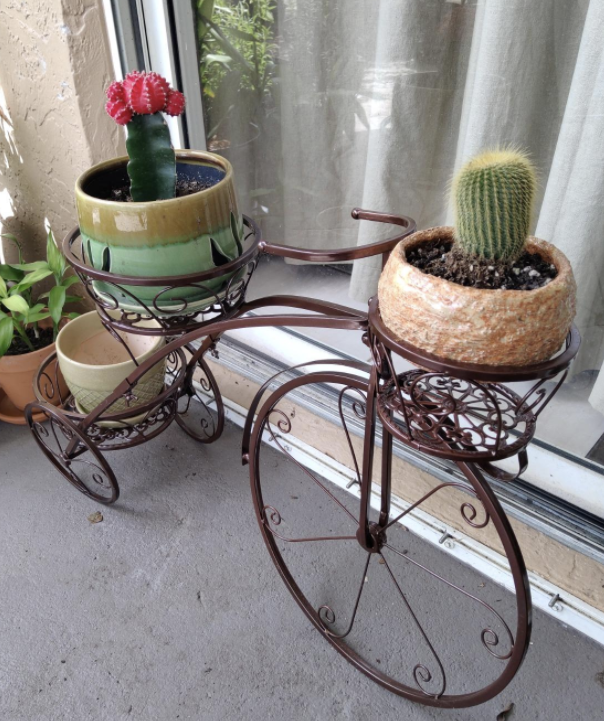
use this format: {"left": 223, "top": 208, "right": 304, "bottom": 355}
{"left": 378, "top": 226, "right": 577, "bottom": 366}
{"left": 56, "top": 311, "right": 165, "bottom": 414}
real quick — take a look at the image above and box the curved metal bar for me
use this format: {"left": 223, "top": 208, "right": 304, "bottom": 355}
{"left": 478, "top": 449, "right": 529, "bottom": 483}
{"left": 73, "top": 313, "right": 366, "bottom": 429}
{"left": 261, "top": 505, "right": 357, "bottom": 545}
{"left": 241, "top": 358, "right": 370, "bottom": 463}
{"left": 261, "top": 209, "right": 416, "bottom": 263}
{"left": 383, "top": 480, "right": 489, "bottom": 532}
{"left": 384, "top": 544, "right": 515, "bottom": 661}
{"left": 318, "top": 553, "right": 372, "bottom": 640}
{"left": 240, "top": 295, "right": 367, "bottom": 320}
{"left": 264, "top": 407, "right": 359, "bottom": 526}
{"left": 380, "top": 553, "right": 447, "bottom": 698}
{"left": 62, "top": 215, "right": 263, "bottom": 286}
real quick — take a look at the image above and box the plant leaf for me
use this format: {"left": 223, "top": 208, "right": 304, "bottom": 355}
{"left": 48, "top": 285, "right": 66, "bottom": 328}
{"left": 0, "top": 276, "right": 7, "bottom": 299}
{"left": 62, "top": 275, "right": 80, "bottom": 288}
{"left": 26, "top": 311, "right": 51, "bottom": 324}
{"left": 13, "top": 268, "right": 53, "bottom": 294}
{"left": 10, "top": 261, "right": 49, "bottom": 271}
{"left": 354, "top": 97, "right": 370, "bottom": 129}
{"left": 1, "top": 294, "right": 29, "bottom": 314}
{"left": 204, "top": 53, "right": 233, "bottom": 67}
{"left": 0, "top": 264, "right": 24, "bottom": 282}
{"left": 0, "top": 316, "right": 14, "bottom": 356}
{"left": 0, "top": 233, "right": 23, "bottom": 264}
{"left": 223, "top": 26, "right": 257, "bottom": 42}
{"left": 47, "top": 230, "right": 66, "bottom": 281}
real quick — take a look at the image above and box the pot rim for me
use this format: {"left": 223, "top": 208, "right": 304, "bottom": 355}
{"left": 397, "top": 225, "right": 572, "bottom": 297}
{"left": 75, "top": 149, "right": 234, "bottom": 209}
{"left": 0, "top": 317, "right": 59, "bottom": 369}
{"left": 56, "top": 311, "right": 163, "bottom": 372}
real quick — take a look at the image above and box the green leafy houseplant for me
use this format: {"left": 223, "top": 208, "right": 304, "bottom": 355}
{"left": 197, "top": 0, "right": 278, "bottom": 139}
{"left": 0, "top": 231, "right": 80, "bottom": 358}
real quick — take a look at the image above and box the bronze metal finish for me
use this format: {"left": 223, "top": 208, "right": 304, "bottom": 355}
{"left": 26, "top": 207, "right": 579, "bottom": 708}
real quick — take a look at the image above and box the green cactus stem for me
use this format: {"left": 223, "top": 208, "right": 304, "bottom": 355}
{"left": 126, "top": 113, "right": 176, "bottom": 202}
{"left": 453, "top": 149, "right": 536, "bottom": 262}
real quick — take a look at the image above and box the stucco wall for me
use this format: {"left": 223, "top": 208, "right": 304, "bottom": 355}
{"left": 0, "top": 0, "right": 124, "bottom": 264}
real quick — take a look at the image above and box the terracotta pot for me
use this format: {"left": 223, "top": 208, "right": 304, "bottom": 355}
{"left": 378, "top": 226, "right": 577, "bottom": 366}
{"left": 75, "top": 150, "right": 243, "bottom": 315}
{"left": 0, "top": 319, "right": 65, "bottom": 418}
{"left": 56, "top": 311, "right": 165, "bottom": 414}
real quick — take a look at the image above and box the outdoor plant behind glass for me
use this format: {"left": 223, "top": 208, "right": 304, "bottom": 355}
{"left": 196, "top": 0, "right": 278, "bottom": 141}
{"left": 0, "top": 232, "right": 80, "bottom": 357}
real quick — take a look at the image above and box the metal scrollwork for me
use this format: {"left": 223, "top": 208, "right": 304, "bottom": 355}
{"left": 377, "top": 366, "right": 538, "bottom": 463}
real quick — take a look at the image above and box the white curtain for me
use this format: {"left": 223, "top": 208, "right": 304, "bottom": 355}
{"left": 281, "top": 0, "right": 604, "bottom": 409}
{"left": 208, "top": 0, "right": 604, "bottom": 408}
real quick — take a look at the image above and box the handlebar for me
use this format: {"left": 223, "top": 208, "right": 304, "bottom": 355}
{"left": 260, "top": 208, "right": 416, "bottom": 263}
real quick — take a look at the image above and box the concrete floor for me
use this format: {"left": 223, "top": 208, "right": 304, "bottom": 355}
{"left": 1, "top": 419, "right": 604, "bottom": 721}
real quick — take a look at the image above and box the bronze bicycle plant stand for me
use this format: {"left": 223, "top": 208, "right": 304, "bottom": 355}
{"left": 25, "top": 209, "right": 580, "bottom": 708}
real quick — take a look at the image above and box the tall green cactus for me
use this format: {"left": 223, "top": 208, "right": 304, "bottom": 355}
{"left": 453, "top": 150, "right": 536, "bottom": 261}
{"left": 126, "top": 114, "right": 176, "bottom": 202}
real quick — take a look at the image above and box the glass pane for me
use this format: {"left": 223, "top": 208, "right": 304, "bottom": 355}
{"left": 193, "top": 1, "right": 604, "bottom": 470}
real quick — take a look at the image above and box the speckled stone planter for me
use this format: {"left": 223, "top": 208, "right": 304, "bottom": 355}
{"left": 378, "top": 226, "right": 577, "bottom": 366}
{"left": 75, "top": 150, "right": 244, "bottom": 314}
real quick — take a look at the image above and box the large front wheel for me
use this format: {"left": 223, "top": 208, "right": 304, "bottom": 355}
{"left": 247, "top": 370, "right": 531, "bottom": 708}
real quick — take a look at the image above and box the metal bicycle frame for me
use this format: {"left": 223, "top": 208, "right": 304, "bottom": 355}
{"left": 25, "top": 207, "right": 580, "bottom": 707}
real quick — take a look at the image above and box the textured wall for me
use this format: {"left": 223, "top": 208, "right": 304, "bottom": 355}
{"left": 0, "top": 0, "right": 124, "bottom": 263}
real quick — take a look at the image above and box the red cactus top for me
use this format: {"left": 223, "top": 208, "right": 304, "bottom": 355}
{"left": 105, "top": 71, "right": 186, "bottom": 126}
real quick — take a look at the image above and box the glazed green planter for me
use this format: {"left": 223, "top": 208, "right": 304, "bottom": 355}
{"left": 75, "top": 150, "right": 244, "bottom": 315}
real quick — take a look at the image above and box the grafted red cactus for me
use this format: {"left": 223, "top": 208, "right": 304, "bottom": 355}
{"left": 165, "top": 89, "right": 186, "bottom": 116}
{"left": 105, "top": 99, "right": 133, "bottom": 126}
{"left": 128, "top": 73, "right": 168, "bottom": 114}
{"left": 105, "top": 71, "right": 186, "bottom": 123}
{"left": 104, "top": 71, "right": 186, "bottom": 201}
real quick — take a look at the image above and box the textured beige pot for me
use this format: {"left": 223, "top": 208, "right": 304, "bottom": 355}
{"left": 56, "top": 311, "right": 165, "bottom": 414}
{"left": 378, "top": 226, "right": 577, "bottom": 366}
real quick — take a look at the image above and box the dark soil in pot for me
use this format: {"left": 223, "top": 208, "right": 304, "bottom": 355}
{"left": 406, "top": 238, "right": 558, "bottom": 291}
{"left": 83, "top": 158, "right": 226, "bottom": 202}
{"left": 6, "top": 327, "right": 54, "bottom": 356}
{"left": 108, "top": 175, "right": 218, "bottom": 203}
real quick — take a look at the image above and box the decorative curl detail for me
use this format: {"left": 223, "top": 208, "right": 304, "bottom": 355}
{"left": 481, "top": 628, "right": 513, "bottom": 660}
{"left": 460, "top": 501, "right": 490, "bottom": 529}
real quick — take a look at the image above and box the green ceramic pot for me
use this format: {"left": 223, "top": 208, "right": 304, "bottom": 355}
{"left": 75, "top": 150, "right": 244, "bottom": 315}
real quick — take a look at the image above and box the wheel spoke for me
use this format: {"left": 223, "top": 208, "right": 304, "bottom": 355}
{"left": 380, "top": 552, "right": 447, "bottom": 698}
{"left": 265, "top": 409, "right": 359, "bottom": 526}
{"left": 384, "top": 481, "right": 488, "bottom": 531}
{"left": 262, "top": 505, "right": 356, "bottom": 544}
{"left": 385, "top": 543, "right": 514, "bottom": 660}
{"left": 318, "top": 553, "right": 371, "bottom": 640}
